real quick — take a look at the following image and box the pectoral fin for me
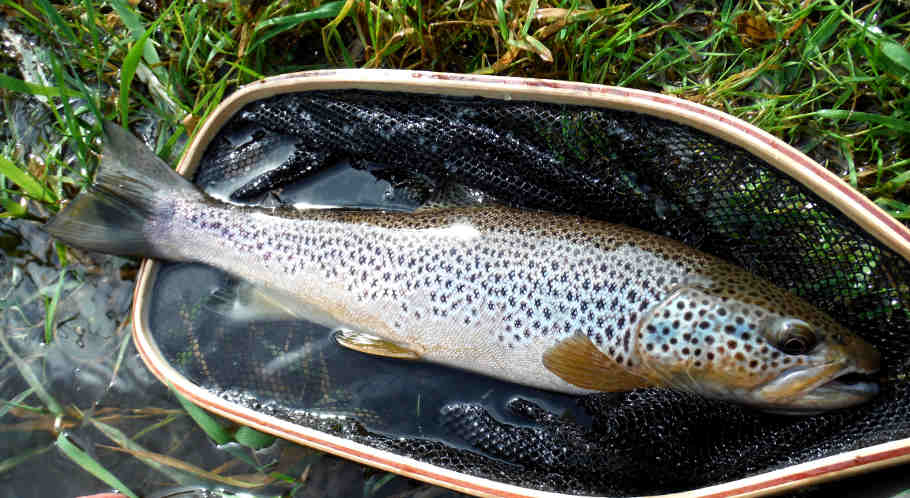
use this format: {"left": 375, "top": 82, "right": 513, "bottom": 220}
{"left": 334, "top": 330, "right": 421, "bottom": 360}
{"left": 206, "top": 281, "right": 304, "bottom": 322}
{"left": 542, "top": 333, "right": 653, "bottom": 391}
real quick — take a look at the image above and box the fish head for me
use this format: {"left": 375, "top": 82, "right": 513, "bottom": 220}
{"left": 635, "top": 273, "right": 880, "bottom": 414}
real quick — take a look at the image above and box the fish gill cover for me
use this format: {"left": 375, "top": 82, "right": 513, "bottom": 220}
{"left": 146, "top": 90, "right": 910, "bottom": 496}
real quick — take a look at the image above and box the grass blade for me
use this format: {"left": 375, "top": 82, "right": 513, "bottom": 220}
{"left": 795, "top": 110, "right": 910, "bottom": 133}
{"left": 98, "top": 444, "right": 277, "bottom": 488}
{"left": 0, "top": 388, "right": 36, "bottom": 420}
{"left": 89, "top": 418, "right": 188, "bottom": 484}
{"left": 0, "top": 325, "right": 63, "bottom": 416}
{"left": 876, "top": 198, "right": 910, "bottom": 219}
{"left": 233, "top": 426, "right": 275, "bottom": 450}
{"left": 32, "top": 0, "right": 77, "bottom": 43}
{"left": 56, "top": 433, "right": 139, "bottom": 498}
{"left": 321, "top": 0, "right": 356, "bottom": 63}
{"left": 0, "top": 444, "right": 52, "bottom": 473}
{"left": 521, "top": 0, "right": 538, "bottom": 37}
{"left": 494, "top": 0, "right": 508, "bottom": 40}
{"left": 0, "top": 155, "right": 57, "bottom": 204}
{"left": 43, "top": 268, "right": 67, "bottom": 343}
{"left": 48, "top": 55, "right": 90, "bottom": 169}
{"left": 249, "top": 1, "right": 344, "bottom": 55}
{"left": 171, "top": 387, "right": 232, "bottom": 445}
{"left": 108, "top": 0, "right": 162, "bottom": 69}
{"left": 880, "top": 41, "right": 910, "bottom": 75}
{"left": 0, "top": 74, "right": 80, "bottom": 98}
{"left": 803, "top": 8, "right": 842, "bottom": 59}
{"left": 119, "top": 19, "right": 158, "bottom": 126}
{"left": 0, "top": 197, "right": 27, "bottom": 218}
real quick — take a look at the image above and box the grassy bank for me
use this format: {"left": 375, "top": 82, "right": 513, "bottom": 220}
{"left": 1, "top": 0, "right": 908, "bottom": 222}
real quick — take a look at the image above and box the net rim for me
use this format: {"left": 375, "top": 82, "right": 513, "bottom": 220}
{"left": 132, "top": 69, "right": 910, "bottom": 497}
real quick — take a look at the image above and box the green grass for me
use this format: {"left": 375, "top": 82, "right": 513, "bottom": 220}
{"left": 0, "top": 0, "right": 907, "bottom": 221}
{"left": 0, "top": 0, "right": 908, "bottom": 495}
{"left": 0, "top": 0, "right": 908, "bottom": 218}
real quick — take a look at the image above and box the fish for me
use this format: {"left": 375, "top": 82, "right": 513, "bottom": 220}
{"left": 44, "top": 123, "right": 881, "bottom": 414}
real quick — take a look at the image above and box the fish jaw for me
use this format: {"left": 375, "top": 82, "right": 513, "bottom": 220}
{"left": 751, "top": 361, "right": 880, "bottom": 414}
{"left": 750, "top": 335, "right": 881, "bottom": 413}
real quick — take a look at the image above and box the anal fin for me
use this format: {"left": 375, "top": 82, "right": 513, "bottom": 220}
{"left": 334, "top": 330, "right": 421, "bottom": 360}
{"left": 542, "top": 333, "right": 653, "bottom": 391}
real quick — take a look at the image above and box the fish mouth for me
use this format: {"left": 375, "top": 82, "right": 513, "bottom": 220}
{"left": 811, "top": 370, "right": 879, "bottom": 401}
{"left": 756, "top": 364, "right": 880, "bottom": 415}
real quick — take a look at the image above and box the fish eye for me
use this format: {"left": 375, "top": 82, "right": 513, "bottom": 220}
{"left": 774, "top": 320, "right": 817, "bottom": 355}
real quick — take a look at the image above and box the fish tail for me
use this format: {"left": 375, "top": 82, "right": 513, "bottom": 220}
{"left": 44, "top": 122, "right": 202, "bottom": 258}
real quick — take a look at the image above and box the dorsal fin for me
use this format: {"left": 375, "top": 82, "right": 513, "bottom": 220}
{"left": 542, "top": 333, "right": 654, "bottom": 391}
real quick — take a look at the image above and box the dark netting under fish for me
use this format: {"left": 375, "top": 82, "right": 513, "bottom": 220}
{"left": 147, "top": 90, "right": 910, "bottom": 496}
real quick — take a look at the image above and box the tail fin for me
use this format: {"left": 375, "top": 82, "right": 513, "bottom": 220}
{"left": 44, "top": 122, "right": 201, "bottom": 258}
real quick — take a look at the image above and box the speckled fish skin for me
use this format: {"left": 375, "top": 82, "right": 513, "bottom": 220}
{"left": 45, "top": 123, "right": 881, "bottom": 414}
{"left": 169, "top": 201, "right": 694, "bottom": 391}
{"left": 156, "top": 196, "right": 879, "bottom": 413}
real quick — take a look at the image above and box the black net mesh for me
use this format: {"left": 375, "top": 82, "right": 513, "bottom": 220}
{"left": 146, "top": 90, "right": 910, "bottom": 496}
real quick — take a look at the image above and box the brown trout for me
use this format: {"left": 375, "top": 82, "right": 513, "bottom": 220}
{"left": 45, "top": 123, "right": 881, "bottom": 414}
